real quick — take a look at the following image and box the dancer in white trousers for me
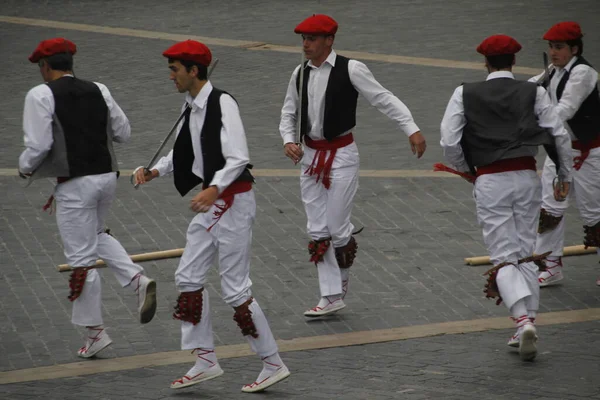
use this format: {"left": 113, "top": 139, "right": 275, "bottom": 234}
{"left": 133, "top": 40, "right": 289, "bottom": 393}
{"left": 18, "top": 38, "right": 157, "bottom": 359}
{"left": 529, "top": 22, "right": 600, "bottom": 287}
{"left": 280, "top": 14, "right": 427, "bottom": 317}
{"left": 440, "top": 35, "right": 573, "bottom": 361}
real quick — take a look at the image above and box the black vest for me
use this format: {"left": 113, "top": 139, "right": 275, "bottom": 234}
{"left": 461, "top": 78, "right": 552, "bottom": 171}
{"left": 545, "top": 56, "right": 600, "bottom": 144}
{"left": 174, "top": 88, "right": 253, "bottom": 196}
{"left": 296, "top": 55, "right": 359, "bottom": 141}
{"left": 46, "top": 77, "right": 114, "bottom": 178}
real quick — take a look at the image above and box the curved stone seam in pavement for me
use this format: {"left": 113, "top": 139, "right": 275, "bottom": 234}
{"left": 0, "top": 15, "right": 540, "bottom": 75}
{"left": 0, "top": 307, "right": 598, "bottom": 385}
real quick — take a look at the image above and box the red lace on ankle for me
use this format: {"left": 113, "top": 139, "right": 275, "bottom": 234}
{"left": 79, "top": 327, "right": 104, "bottom": 354}
{"left": 192, "top": 348, "right": 216, "bottom": 367}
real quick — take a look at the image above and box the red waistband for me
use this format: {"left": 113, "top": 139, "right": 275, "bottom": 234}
{"left": 476, "top": 156, "right": 537, "bottom": 177}
{"left": 206, "top": 181, "right": 252, "bottom": 232}
{"left": 572, "top": 135, "right": 600, "bottom": 152}
{"left": 57, "top": 177, "right": 70, "bottom": 183}
{"left": 218, "top": 180, "right": 252, "bottom": 199}
{"left": 304, "top": 133, "right": 354, "bottom": 150}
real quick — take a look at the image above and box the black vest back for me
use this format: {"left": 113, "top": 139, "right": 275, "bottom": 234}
{"left": 296, "top": 55, "right": 359, "bottom": 141}
{"left": 46, "top": 77, "right": 113, "bottom": 177}
{"left": 462, "top": 78, "right": 551, "bottom": 169}
{"left": 545, "top": 56, "right": 600, "bottom": 144}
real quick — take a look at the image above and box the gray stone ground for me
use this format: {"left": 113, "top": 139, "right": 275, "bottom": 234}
{"left": 1, "top": 321, "right": 600, "bottom": 400}
{"left": 1, "top": 1, "right": 600, "bottom": 399}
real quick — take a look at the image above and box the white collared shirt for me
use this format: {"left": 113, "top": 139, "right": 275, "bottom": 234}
{"left": 152, "top": 81, "right": 249, "bottom": 193}
{"left": 279, "top": 50, "right": 420, "bottom": 144}
{"left": 18, "top": 75, "right": 130, "bottom": 173}
{"left": 440, "top": 71, "right": 573, "bottom": 181}
{"left": 529, "top": 56, "right": 599, "bottom": 138}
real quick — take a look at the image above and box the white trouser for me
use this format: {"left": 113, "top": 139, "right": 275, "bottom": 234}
{"left": 475, "top": 170, "right": 541, "bottom": 311}
{"left": 535, "top": 149, "right": 600, "bottom": 256}
{"left": 54, "top": 172, "right": 144, "bottom": 326}
{"left": 300, "top": 142, "right": 359, "bottom": 297}
{"left": 177, "top": 190, "right": 278, "bottom": 357}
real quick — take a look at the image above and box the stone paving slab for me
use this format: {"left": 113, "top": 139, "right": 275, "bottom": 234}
{"left": 1, "top": 321, "right": 599, "bottom": 399}
{"left": 2, "top": 175, "right": 598, "bottom": 373}
{"left": 2, "top": 1, "right": 599, "bottom": 172}
{"left": 1, "top": 0, "right": 599, "bottom": 67}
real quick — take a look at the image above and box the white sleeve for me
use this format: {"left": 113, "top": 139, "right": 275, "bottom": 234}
{"left": 534, "top": 87, "right": 573, "bottom": 182}
{"left": 528, "top": 64, "right": 556, "bottom": 84}
{"left": 95, "top": 82, "right": 131, "bottom": 143}
{"left": 348, "top": 60, "right": 420, "bottom": 137}
{"left": 18, "top": 85, "right": 55, "bottom": 174}
{"left": 209, "top": 94, "right": 250, "bottom": 193}
{"left": 279, "top": 65, "right": 301, "bottom": 145}
{"left": 440, "top": 86, "right": 470, "bottom": 172}
{"left": 555, "top": 65, "right": 599, "bottom": 122}
{"left": 151, "top": 150, "right": 173, "bottom": 177}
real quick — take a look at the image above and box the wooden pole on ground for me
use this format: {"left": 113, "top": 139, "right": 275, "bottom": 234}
{"left": 464, "top": 245, "right": 598, "bottom": 266}
{"left": 56, "top": 248, "right": 184, "bottom": 272}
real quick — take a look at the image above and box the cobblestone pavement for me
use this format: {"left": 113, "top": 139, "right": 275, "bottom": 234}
{"left": 1, "top": 1, "right": 600, "bottom": 399}
{"left": 1, "top": 321, "right": 600, "bottom": 399}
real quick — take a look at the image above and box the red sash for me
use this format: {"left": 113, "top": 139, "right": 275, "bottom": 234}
{"left": 572, "top": 135, "right": 600, "bottom": 171}
{"left": 207, "top": 181, "right": 252, "bottom": 231}
{"left": 304, "top": 133, "right": 354, "bottom": 189}
{"left": 476, "top": 156, "right": 536, "bottom": 177}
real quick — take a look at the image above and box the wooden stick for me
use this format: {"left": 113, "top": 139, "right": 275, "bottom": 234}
{"left": 57, "top": 248, "right": 184, "bottom": 272}
{"left": 465, "top": 245, "right": 598, "bottom": 266}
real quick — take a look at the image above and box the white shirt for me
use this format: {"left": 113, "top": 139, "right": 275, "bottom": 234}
{"left": 152, "top": 81, "right": 249, "bottom": 194}
{"left": 19, "top": 75, "right": 130, "bottom": 173}
{"left": 279, "top": 50, "right": 420, "bottom": 144}
{"left": 529, "top": 56, "right": 599, "bottom": 139}
{"left": 440, "top": 71, "right": 573, "bottom": 181}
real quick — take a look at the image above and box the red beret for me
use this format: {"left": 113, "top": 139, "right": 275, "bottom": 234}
{"left": 162, "top": 40, "right": 212, "bottom": 66}
{"left": 29, "top": 38, "right": 76, "bottom": 63}
{"left": 543, "top": 22, "right": 583, "bottom": 41}
{"left": 477, "top": 35, "right": 522, "bottom": 56}
{"left": 294, "top": 14, "right": 338, "bottom": 36}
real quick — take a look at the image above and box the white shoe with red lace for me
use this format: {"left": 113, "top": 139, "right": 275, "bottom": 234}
{"left": 508, "top": 316, "right": 536, "bottom": 348}
{"left": 519, "top": 323, "right": 538, "bottom": 361}
{"left": 538, "top": 257, "right": 563, "bottom": 287}
{"left": 170, "top": 349, "right": 224, "bottom": 389}
{"left": 131, "top": 273, "right": 157, "bottom": 324}
{"left": 507, "top": 330, "right": 520, "bottom": 348}
{"left": 77, "top": 326, "right": 112, "bottom": 358}
{"left": 241, "top": 354, "right": 290, "bottom": 393}
{"left": 303, "top": 296, "right": 346, "bottom": 317}
{"left": 170, "top": 364, "right": 224, "bottom": 389}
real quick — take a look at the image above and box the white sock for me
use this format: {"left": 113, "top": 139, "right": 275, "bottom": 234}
{"left": 128, "top": 272, "right": 149, "bottom": 293}
{"left": 510, "top": 299, "right": 528, "bottom": 321}
{"left": 316, "top": 295, "right": 341, "bottom": 308}
{"left": 340, "top": 269, "right": 350, "bottom": 299}
{"left": 545, "top": 256, "right": 562, "bottom": 269}
{"left": 85, "top": 325, "right": 105, "bottom": 337}
{"left": 184, "top": 348, "right": 218, "bottom": 377}
{"left": 255, "top": 353, "right": 285, "bottom": 382}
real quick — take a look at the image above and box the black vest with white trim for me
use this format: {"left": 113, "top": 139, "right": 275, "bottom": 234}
{"left": 544, "top": 56, "right": 600, "bottom": 144}
{"left": 296, "top": 55, "right": 359, "bottom": 142}
{"left": 174, "top": 87, "right": 254, "bottom": 196}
